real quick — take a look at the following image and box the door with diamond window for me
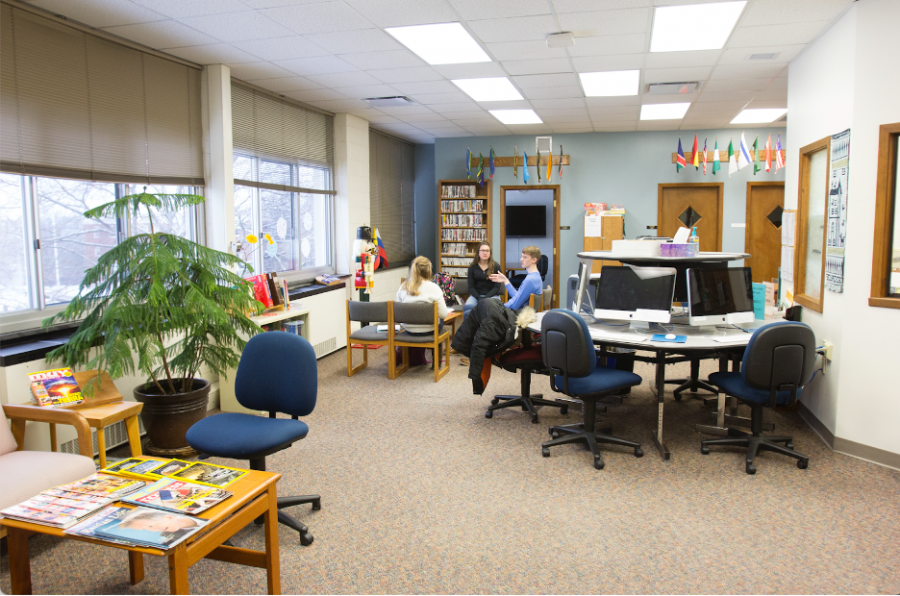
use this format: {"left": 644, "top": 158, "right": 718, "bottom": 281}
{"left": 745, "top": 182, "right": 785, "bottom": 284}
{"left": 657, "top": 183, "right": 724, "bottom": 252}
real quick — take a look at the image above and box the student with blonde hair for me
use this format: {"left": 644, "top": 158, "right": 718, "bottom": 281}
{"left": 396, "top": 256, "right": 449, "bottom": 334}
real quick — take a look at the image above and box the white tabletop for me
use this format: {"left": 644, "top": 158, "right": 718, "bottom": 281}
{"left": 577, "top": 251, "right": 750, "bottom": 262}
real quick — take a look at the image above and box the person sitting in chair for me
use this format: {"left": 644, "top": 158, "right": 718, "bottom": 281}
{"left": 489, "top": 245, "right": 543, "bottom": 311}
{"left": 396, "top": 256, "right": 449, "bottom": 334}
{"left": 464, "top": 242, "right": 503, "bottom": 319}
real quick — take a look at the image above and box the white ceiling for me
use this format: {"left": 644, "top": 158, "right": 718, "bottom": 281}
{"left": 23, "top": 0, "right": 854, "bottom": 144}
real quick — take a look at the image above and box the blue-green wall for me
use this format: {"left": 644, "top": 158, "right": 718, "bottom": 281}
{"left": 423, "top": 129, "right": 787, "bottom": 288}
{"left": 413, "top": 143, "right": 436, "bottom": 264}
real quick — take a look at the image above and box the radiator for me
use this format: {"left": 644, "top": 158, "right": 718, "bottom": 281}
{"left": 313, "top": 337, "right": 337, "bottom": 359}
{"left": 60, "top": 417, "right": 146, "bottom": 457}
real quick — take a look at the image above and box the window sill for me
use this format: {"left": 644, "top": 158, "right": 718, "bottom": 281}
{"left": 868, "top": 296, "right": 900, "bottom": 310}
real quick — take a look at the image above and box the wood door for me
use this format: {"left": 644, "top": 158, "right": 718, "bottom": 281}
{"left": 745, "top": 182, "right": 785, "bottom": 283}
{"left": 583, "top": 215, "right": 623, "bottom": 272}
{"left": 658, "top": 183, "right": 724, "bottom": 251}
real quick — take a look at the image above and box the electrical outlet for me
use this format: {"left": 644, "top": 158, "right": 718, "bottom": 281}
{"left": 822, "top": 340, "right": 833, "bottom": 361}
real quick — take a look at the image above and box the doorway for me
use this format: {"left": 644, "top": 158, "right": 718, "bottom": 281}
{"left": 745, "top": 182, "right": 785, "bottom": 283}
{"left": 500, "top": 186, "right": 560, "bottom": 309}
{"left": 657, "top": 183, "right": 724, "bottom": 251}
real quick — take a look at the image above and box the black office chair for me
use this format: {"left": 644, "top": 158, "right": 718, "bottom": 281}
{"left": 509, "top": 255, "right": 548, "bottom": 289}
{"left": 540, "top": 309, "right": 644, "bottom": 470}
{"left": 701, "top": 321, "right": 816, "bottom": 475}
{"left": 451, "top": 278, "right": 468, "bottom": 313}
{"left": 186, "top": 332, "right": 321, "bottom": 545}
{"left": 488, "top": 344, "right": 568, "bottom": 423}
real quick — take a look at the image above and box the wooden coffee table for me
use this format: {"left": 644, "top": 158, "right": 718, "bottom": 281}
{"left": 2, "top": 459, "right": 282, "bottom": 595}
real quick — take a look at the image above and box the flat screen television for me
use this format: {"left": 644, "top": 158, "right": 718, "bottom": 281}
{"left": 506, "top": 205, "right": 546, "bottom": 237}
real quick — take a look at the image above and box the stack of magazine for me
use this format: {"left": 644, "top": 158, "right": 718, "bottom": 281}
{"left": 100, "top": 456, "right": 248, "bottom": 489}
{"left": 66, "top": 505, "right": 208, "bottom": 549}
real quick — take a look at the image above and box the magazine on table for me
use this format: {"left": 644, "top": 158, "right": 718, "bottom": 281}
{"left": 122, "top": 478, "right": 232, "bottom": 515}
{"left": 54, "top": 473, "right": 148, "bottom": 499}
{"left": 93, "top": 506, "right": 208, "bottom": 549}
{"left": 165, "top": 461, "right": 248, "bottom": 488}
{"left": 65, "top": 506, "right": 134, "bottom": 544}
{"left": 1, "top": 493, "right": 109, "bottom": 529}
{"left": 101, "top": 457, "right": 179, "bottom": 480}
{"left": 27, "top": 367, "right": 85, "bottom": 407}
{"left": 144, "top": 459, "right": 193, "bottom": 478}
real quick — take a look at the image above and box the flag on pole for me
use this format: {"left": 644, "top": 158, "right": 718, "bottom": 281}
{"left": 738, "top": 132, "right": 751, "bottom": 170}
{"left": 676, "top": 137, "right": 686, "bottom": 172}
{"left": 523, "top": 152, "right": 530, "bottom": 183}
{"left": 558, "top": 145, "right": 563, "bottom": 178}
{"left": 702, "top": 138, "right": 708, "bottom": 175}
{"left": 545, "top": 149, "right": 552, "bottom": 180}
{"left": 775, "top": 135, "right": 785, "bottom": 171}
{"left": 513, "top": 144, "right": 518, "bottom": 179}
{"left": 537, "top": 151, "right": 542, "bottom": 182}
{"left": 373, "top": 228, "right": 388, "bottom": 269}
{"left": 489, "top": 146, "right": 495, "bottom": 179}
{"left": 764, "top": 134, "right": 772, "bottom": 172}
{"left": 465, "top": 147, "right": 471, "bottom": 179}
{"left": 712, "top": 139, "right": 721, "bottom": 175}
{"left": 753, "top": 136, "right": 761, "bottom": 175}
{"left": 691, "top": 133, "right": 699, "bottom": 170}
{"left": 477, "top": 153, "right": 485, "bottom": 187}
{"left": 727, "top": 139, "right": 738, "bottom": 177}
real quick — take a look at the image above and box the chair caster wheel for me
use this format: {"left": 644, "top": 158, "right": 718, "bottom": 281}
{"left": 634, "top": 448, "right": 643, "bottom": 458}
{"left": 490, "top": 398, "right": 499, "bottom": 406}
{"left": 797, "top": 459, "right": 808, "bottom": 469}
{"left": 594, "top": 459, "right": 605, "bottom": 470}
{"left": 300, "top": 532, "right": 314, "bottom": 546}
{"left": 531, "top": 415, "right": 539, "bottom": 424}
{"left": 673, "top": 393, "right": 682, "bottom": 401}
{"left": 312, "top": 499, "right": 321, "bottom": 511}
{"left": 745, "top": 463, "right": 757, "bottom": 475}
{"left": 560, "top": 406, "right": 568, "bottom": 415}
{"left": 786, "top": 442, "right": 794, "bottom": 449}
{"left": 701, "top": 446, "right": 710, "bottom": 455}
{"left": 542, "top": 447, "right": 550, "bottom": 458}
{"left": 485, "top": 410, "right": 493, "bottom": 419}
{"left": 550, "top": 431, "right": 560, "bottom": 439}
{"left": 521, "top": 405, "right": 528, "bottom": 411}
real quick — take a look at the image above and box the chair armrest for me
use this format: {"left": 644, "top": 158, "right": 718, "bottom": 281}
{"left": 2, "top": 404, "right": 94, "bottom": 458}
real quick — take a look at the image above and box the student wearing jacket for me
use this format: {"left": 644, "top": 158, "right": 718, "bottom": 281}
{"left": 451, "top": 299, "right": 536, "bottom": 395}
{"left": 489, "top": 245, "right": 542, "bottom": 311}
{"left": 464, "top": 242, "right": 503, "bottom": 318}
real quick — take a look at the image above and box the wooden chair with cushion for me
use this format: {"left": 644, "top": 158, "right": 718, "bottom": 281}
{"left": 390, "top": 301, "right": 450, "bottom": 382}
{"left": 346, "top": 299, "right": 393, "bottom": 378}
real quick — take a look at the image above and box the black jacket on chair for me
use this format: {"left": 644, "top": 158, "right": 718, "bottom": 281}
{"left": 451, "top": 299, "right": 521, "bottom": 393}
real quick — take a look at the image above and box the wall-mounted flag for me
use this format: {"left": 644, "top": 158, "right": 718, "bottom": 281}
{"left": 477, "top": 153, "right": 485, "bottom": 187}
{"left": 373, "top": 228, "right": 388, "bottom": 269}
{"left": 523, "top": 152, "right": 530, "bottom": 183}
{"left": 691, "top": 133, "right": 699, "bottom": 170}
{"left": 775, "top": 135, "right": 785, "bottom": 171}
{"left": 465, "top": 147, "right": 471, "bottom": 179}
{"left": 752, "top": 135, "right": 761, "bottom": 175}
{"left": 676, "top": 137, "right": 686, "bottom": 172}
{"left": 712, "top": 139, "right": 721, "bottom": 175}
{"left": 728, "top": 139, "right": 737, "bottom": 177}
{"left": 738, "top": 132, "right": 751, "bottom": 170}
{"left": 537, "top": 151, "right": 542, "bottom": 182}
{"left": 513, "top": 145, "right": 518, "bottom": 179}
{"left": 545, "top": 149, "right": 552, "bottom": 180}
{"left": 558, "top": 145, "right": 563, "bottom": 178}
{"left": 489, "top": 147, "right": 495, "bottom": 179}
{"left": 702, "top": 138, "right": 708, "bottom": 175}
{"left": 764, "top": 134, "right": 772, "bottom": 172}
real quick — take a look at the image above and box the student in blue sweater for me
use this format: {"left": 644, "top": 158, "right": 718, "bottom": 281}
{"left": 489, "top": 245, "right": 543, "bottom": 311}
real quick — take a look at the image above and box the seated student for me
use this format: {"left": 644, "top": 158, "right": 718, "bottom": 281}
{"left": 464, "top": 242, "right": 503, "bottom": 319}
{"left": 489, "top": 245, "right": 543, "bottom": 311}
{"left": 396, "top": 256, "right": 448, "bottom": 334}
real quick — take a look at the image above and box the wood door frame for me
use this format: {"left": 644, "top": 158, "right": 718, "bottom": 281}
{"left": 870, "top": 122, "right": 900, "bottom": 309}
{"left": 793, "top": 136, "right": 831, "bottom": 314}
{"left": 657, "top": 182, "right": 724, "bottom": 251}
{"left": 745, "top": 181, "right": 785, "bottom": 279}
{"left": 500, "top": 185, "right": 560, "bottom": 309}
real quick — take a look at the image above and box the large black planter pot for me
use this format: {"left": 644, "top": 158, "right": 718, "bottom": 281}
{"left": 134, "top": 378, "right": 210, "bottom": 457}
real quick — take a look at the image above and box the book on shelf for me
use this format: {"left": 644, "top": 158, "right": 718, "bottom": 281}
{"left": 28, "top": 367, "right": 85, "bottom": 407}
{"left": 440, "top": 184, "right": 476, "bottom": 199}
{"left": 121, "top": 478, "right": 232, "bottom": 515}
{"left": 441, "top": 243, "right": 474, "bottom": 257}
{"left": 92, "top": 506, "right": 208, "bottom": 550}
{"left": 441, "top": 214, "right": 484, "bottom": 227}
{"left": 266, "top": 272, "right": 283, "bottom": 307}
{"left": 166, "top": 461, "right": 248, "bottom": 488}
{"left": 441, "top": 199, "right": 484, "bottom": 213}
{"left": 54, "top": 473, "right": 149, "bottom": 499}
{"left": 246, "top": 274, "right": 274, "bottom": 308}
{"left": 441, "top": 228, "right": 487, "bottom": 242}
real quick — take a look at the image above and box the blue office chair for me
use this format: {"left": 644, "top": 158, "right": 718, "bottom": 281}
{"left": 540, "top": 309, "right": 644, "bottom": 470}
{"left": 701, "top": 321, "right": 816, "bottom": 475}
{"left": 186, "top": 332, "right": 321, "bottom": 545}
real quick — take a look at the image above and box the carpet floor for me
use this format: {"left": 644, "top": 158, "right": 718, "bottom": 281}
{"left": 2, "top": 346, "right": 899, "bottom": 594}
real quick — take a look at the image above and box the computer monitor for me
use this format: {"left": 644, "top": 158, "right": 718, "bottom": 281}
{"left": 684, "top": 267, "right": 755, "bottom": 326}
{"left": 593, "top": 266, "right": 677, "bottom": 323}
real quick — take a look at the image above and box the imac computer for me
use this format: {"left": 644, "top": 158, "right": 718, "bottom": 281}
{"left": 593, "top": 266, "right": 678, "bottom": 324}
{"left": 683, "top": 267, "right": 755, "bottom": 326}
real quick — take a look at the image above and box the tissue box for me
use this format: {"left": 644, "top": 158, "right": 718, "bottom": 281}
{"left": 660, "top": 243, "right": 698, "bottom": 257}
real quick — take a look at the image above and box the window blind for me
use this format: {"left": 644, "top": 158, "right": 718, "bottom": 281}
{"left": 231, "top": 82, "right": 334, "bottom": 194}
{"left": 0, "top": 4, "right": 203, "bottom": 185}
{"left": 369, "top": 130, "right": 415, "bottom": 266}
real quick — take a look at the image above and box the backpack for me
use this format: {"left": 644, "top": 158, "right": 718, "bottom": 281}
{"left": 432, "top": 272, "right": 457, "bottom": 307}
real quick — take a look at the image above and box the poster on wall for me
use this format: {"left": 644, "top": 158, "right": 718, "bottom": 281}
{"left": 826, "top": 129, "right": 851, "bottom": 293}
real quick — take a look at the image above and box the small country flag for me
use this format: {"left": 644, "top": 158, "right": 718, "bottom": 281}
{"left": 676, "top": 138, "right": 686, "bottom": 172}
{"left": 764, "top": 134, "right": 772, "bottom": 172}
{"left": 691, "top": 133, "right": 699, "bottom": 170}
{"left": 558, "top": 145, "right": 563, "bottom": 178}
{"left": 545, "top": 149, "right": 552, "bottom": 180}
{"left": 489, "top": 147, "right": 495, "bottom": 179}
{"left": 477, "top": 153, "right": 485, "bottom": 187}
{"left": 523, "top": 152, "right": 530, "bottom": 183}
{"left": 753, "top": 135, "right": 761, "bottom": 175}
{"left": 465, "top": 147, "right": 471, "bottom": 179}
{"left": 702, "top": 138, "right": 708, "bottom": 175}
{"left": 728, "top": 139, "right": 737, "bottom": 177}
{"left": 513, "top": 144, "right": 518, "bottom": 179}
{"left": 712, "top": 139, "right": 721, "bottom": 175}
{"left": 775, "top": 135, "right": 785, "bottom": 171}
{"left": 738, "top": 132, "right": 751, "bottom": 170}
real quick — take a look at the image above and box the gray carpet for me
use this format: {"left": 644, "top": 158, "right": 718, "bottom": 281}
{"left": 2, "top": 346, "right": 899, "bottom": 594}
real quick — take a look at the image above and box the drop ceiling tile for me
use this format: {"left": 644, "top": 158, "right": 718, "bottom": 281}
{"left": 504, "top": 124, "right": 553, "bottom": 133}
{"left": 512, "top": 73, "right": 580, "bottom": 89}
{"left": 283, "top": 88, "right": 351, "bottom": 102}
{"left": 595, "top": 126, "right": 637, "bottom": 132}
{"left": 334, "top": 84, "right": 401, "bottom": 99}
{"left": 165, "top": 43, "right": 260, "bottom": 65}
{"left": 274, "top": 56, "right": 358, "bottom": 76}
{"left": 343, "top": 0, "right": 460, "bottom": 27}
{"left": 539, "top": 113, "right": 592, "bottom": 123}
{"left": 572, "top": 54, "right": 644, "bottom": 72}
{"left": 636, "top": 121, "right": 681, "bottom": 131}
{"left": 252, "top": 76, "right": 323, "bottom": 92}
{"left": 710, "top": 63, "right": 787, "bottom": 80}
{"left": 695, "top": 90, "right": 757, "bottom": 103}
{"left": 260, "top": 3, "right": 374, "bottom": 35}
{"left": 728, "top": 22, "right": 832, "bottom": 48}
{"left": 550, "top": 124, "right": 595, "bottom": 133}
{"left": 644, "top": 67, "right": 712, "bottom": 84}
{"left": 588, "top": 105, "right": 639, "bottom": 119}
{"left": 130, "top": 0, "right": 248, "bottom": 19}
{"left": 740, "top": 0, "right": 853, "bottom": 27}
{"left": 745, "top": 99, "right": 788, "bottom": 110}
{"left": 229, "top": 62, "right": 299, "bottom": 81}
{"left": 393, "top": 113, "right": 446, "bottom": 123}
{"left": 430, "top": 130, "right": 475, "bottom": 137}
{"left": 554, "top": 0, "right": 650, "bottom": 12}
{"left": 178, "top": 11, "right": 296, "bottom": 42}
{"left": 536, "top": 108, "right": 590, "bottom": 119}
{"left": 591, "top": 119, "right": 638, "bottom": 127}
{"left": 452, "top": 118, "right": 496, "bottom": 127}
{"left": 423, "top": 102, "right": 483, "bottom": 113}
{"left": 478, "top": 100, "right": 533, "bottom": 110}
{"left": 767, "top": 77, "right": 788, "bottom": 90}
{"left": 239, "top": 0, "right": 333, "bottom": 8}
{"left": 378, "top": 105, "right": 438, "bottom": 115}
{"left": 641, "top": 93, "right": 698, "bottom": 104}
{"left": 530, "top": 98, "right": 587, "bottom": 110}
{"left": 448, "top": 0, "right": 550, "bottom": 20}
{"left": 369, "top": 66, "right": 445, "bottom": 84}
{"left": 304, "top": 29, "right": 402, "bottom": 54}
{"left": 502, "top": 59, "right": 574, "bottom": 76}
{"left": 412, "top": 120, "right": 457, "bottom": 128}
{"left": 467, "top": 15, "right": 559, "bottom": 43}
{"left": 486, "top": 41, "right": 567, "bottom": 62}
{"left": 557, "top": 8, "right": 649, "bottom": 37}
{"left": 307, "top": 71, "right": 383, "bottom": 87}
{"left": 419, "top": 125, "right": 467, "bottom": 135}
{"left": 566, "top": 34, "right": 647, "bottom": 56}
{"left": 703, "top": 78, "right": 771, "bottom": 93}
{"left": 232, "top": 36, "right": 332, "bottom": 61}
{"left": 410, "top": 92, "right": 474, "bottom": 105}
{"left": 718, "top": 45, "right": 805, "bottom": 65}
{"left": 681, "top": 118, "right": 729, "bottom": 129}
{"left": 306, "top": 98, "right": 373, "bottom": 112}
{"left": 522, "top": 86, "right": 585, "bottom": 100}
{"left": 583, "top": 96, "right": 640, "bottom": 107}
{"left": 30, "top": 0, "right": 166, "bottom": 28}
{"left": 686, "top": 101, "right": 746, "bottom": 115}
{"left": 462, "top": 126, "right": 509, "bottom": 136}
{"left": 644, "top": 50, "right": 721, "bottom": 69}
{"left": 752, "top": 88, "right": 788, "bottom": 101}
{"left": 364, "top": 113, "right": 402, "bottom": 124}
{"left": 392, "top": 81, "right": 459, "bottom": 95}
{"left": 102, "top": 20, "right": 219, "bottom": 49}
{"left": 432, "top": 63, "right": 509, "bottom": 80}
{"left": 339, "top": 50, "right": 425, "bottom": 70}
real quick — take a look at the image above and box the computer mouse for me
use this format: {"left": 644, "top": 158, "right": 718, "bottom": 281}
{"left": 665, "top": 333, "right": 677, "bottom": 340}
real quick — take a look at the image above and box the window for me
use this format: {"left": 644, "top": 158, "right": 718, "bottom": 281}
{"left": 794, "top": 136, "right": 830, "bottom": 313}
{"left": 870, "top": 122, "right": 900, "bottom": 308}
{"left": 369, "top": 131, "right": 416, "bottom": 266}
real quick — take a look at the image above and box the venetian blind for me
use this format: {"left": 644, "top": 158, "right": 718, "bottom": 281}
{"left": 0, "top": 4, "right": 203, "bottom": 184}
{"left": 369, "top": 130, "right": 415, "bottom": 266}
{"left": 231, "top": 82, "right": 335, "bottom": 193}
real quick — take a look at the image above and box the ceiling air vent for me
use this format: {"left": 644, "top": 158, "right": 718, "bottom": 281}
{"left": 361, "top": 96, "right": 418, "bottom": 108}
{"left": 647, "top": 82, "right": 700, "bottom": 95}
{"left": 749, "top": 53, "right": 778, "bottom": 60}
{"left": 535, "top": 136, "right": 552, "bottom": 154}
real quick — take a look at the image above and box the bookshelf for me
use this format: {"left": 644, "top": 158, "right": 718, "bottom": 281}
{"left": 438, "top": 179, "right": 492, "bottom": 279}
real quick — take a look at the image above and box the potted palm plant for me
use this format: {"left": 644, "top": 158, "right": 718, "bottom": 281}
{"left": 44, "top": 189, "right": 263, "bottom": 455}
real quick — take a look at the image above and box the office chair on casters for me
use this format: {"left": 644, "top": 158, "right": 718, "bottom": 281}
{"left": 701, "top": 321, "right": 816, "bottom": 475}
{"left": 540, "top": 310, "right": 644, "bottom": 470}
{"left": 186, "top": 332, "right": 321, "bottom": 546}
{"left": 488, "top": 345, "right": 568, "bottom": 423}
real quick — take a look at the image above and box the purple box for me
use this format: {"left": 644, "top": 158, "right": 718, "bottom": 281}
{"left": 661, "top": 243, "right": 698, "bottom": 257}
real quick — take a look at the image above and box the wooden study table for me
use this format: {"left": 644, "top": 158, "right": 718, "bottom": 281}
{"left": 2, "top": 459, "right": 282, "bottom": 595}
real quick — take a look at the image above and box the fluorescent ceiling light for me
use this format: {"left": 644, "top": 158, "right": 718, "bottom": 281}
{"left": 730, "top": 108, "right": 788, "bottom": 123}
{"left": 579, "top": 70, "right": 640, "bottom": 97}
{"left": 452, "top": 78, "right": 523, "bottom": 102}
{"left": 640, "top": 103, "right": 691, "bottom": 120}
{"left": 385, "top": 23, "right": 490, "bottom": 65}
{"left": 490, "top": 110, "right": 543, "bottom": 124}
{"left": 650, "top": 1, "right": 747, "bottom": 53}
